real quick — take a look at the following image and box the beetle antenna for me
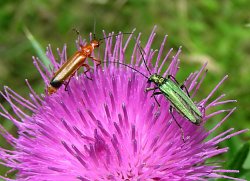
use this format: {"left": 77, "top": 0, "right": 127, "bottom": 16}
{"left": 102, "top": 61, "right": 149, "bottom": 79}
{"left": 72, "top": 28, "right": 81, "bottom": 47}
{"left": 99, "top": 32, "right": 133, "bottom": 41}
{"left": 72, "top": 28, "right": 80, "bottom": 36}
{"left": 93, "top": 17, "right": 96, "bottom": 40}
{"left": 132, "top": 36, "right": 152, "bottom": 75}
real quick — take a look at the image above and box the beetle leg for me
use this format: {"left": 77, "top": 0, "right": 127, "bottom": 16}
{"left": 153, "top": 96, "right": 161, "bottom": 108}
{"left": 180, "top": 84, "right": 191, "bottom": 97}
{"left": 168, "top": 75, "right": 180, "bottom": 84}
{"left": 64, "top": 67, "right": 81, "bottom": 91}
{"left": 64, "top": 75, "right": 74, "bottom": 91}
{"left": 145, "top": 86, "right": 158, "bottom": 92}
{"left": 145, "top": 87, "right": 161, "bottom": 108}
{"left": 168, "top": 75, "right": 191, "bottom": 97}
{"left": 151, "top": 90, "right": 161, "bottom": 109}
{"left": 64, "top": 63, "right": 92, "bottom": 91}
{"left": 89, "top": 56, "right": 101, "bottom": 66}
{"left": 82, "top": 64, "right": 93, "bottom": 80}
{"left": 170, "top": 106, "right": 185, "bottom": 142}
{"left": 168, "top": 75, "right": 189, "bottom": 96}
{"left": 151, "top": 92, "right": 162, "bottom": 97}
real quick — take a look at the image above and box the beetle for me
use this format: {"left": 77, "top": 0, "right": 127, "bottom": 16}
{"left": 47, "top": 30, "right": 133, "bottom": 95}
{"left": 47, "top": 38, "right": 101, "bottom": 95}
{"left": 106, "top": 44, "right": 203, "bottom": 141}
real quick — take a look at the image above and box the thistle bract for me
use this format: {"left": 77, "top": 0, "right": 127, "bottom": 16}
{"left": 0, "top": 27, "right": 247, "bottom": 181}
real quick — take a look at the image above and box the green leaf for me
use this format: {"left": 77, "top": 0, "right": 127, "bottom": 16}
{"left": 23, "top": 26, "right": 52, "bottom": 70}
{"left": 228, "top": 142, "right": 249, "bottom": 175}
{"left": 217, "top": 142, "right": 249, "bottom": 181}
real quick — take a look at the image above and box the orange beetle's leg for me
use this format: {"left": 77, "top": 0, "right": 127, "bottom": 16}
{"left": 64, "top": 71, "right": 77, "bottom": 91}
{"left": 89, "top": 56, "right": 101, "bottom": 66}
{"left": 82, "top": 64, "right": 93, "bottom": 80}
{"left": 64, "top": 64, "right": 93, "bottom": 91}
{"left": 82, "top": 64, "right": 91, "bottom": 74}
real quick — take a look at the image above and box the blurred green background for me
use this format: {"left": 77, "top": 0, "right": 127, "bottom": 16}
{"left": 0, "top": 0, "right": 250, "bottom": 180}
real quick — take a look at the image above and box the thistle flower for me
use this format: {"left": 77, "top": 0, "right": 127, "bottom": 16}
{"left": 0, "top": 27, "right": 248, "bottom": 181}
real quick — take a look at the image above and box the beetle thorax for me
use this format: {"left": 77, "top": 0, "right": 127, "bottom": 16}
{"left": 149, "top": 74, "right": 165, "bottom": 85}
{"left": 81, "top": 46, "right": 92, "bottom": 56}
{"left": 90, "top": 39, "right": 100, "bottom": 48}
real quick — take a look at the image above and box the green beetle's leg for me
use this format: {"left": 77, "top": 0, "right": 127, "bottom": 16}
{"left": 180, "top": 84, "right": 191, "bottom": 97}
{"left": 147, "top": 90, "right": 162, "bottom": 107}
{"left": 145, "top": 87, "right": 161, "bottom": 108}
{"left": 151, "top": 92, "right": 162, "bottom": 96}
{"left": 145, "top": 86, "right": 158, "bottom": 92}
{"left": 151, "top": 91, "right": 161, "bottom": 108}
{"left": 168, "top": 75, "right": 180, "bottom": 84}
{"left": 168, "top": 75, "right": 191, "bottom": 97}
{"left": 170, "top": 106, "right": 185, "bottom": 142}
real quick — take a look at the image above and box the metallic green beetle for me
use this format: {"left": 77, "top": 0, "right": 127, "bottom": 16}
{"left": 140, "top": 45, "right": 203, "bottom": 141}
{"left": 107, "top": 59, "right": 203, "bottom": 141}
{"left": 146, "top": 73, "right": 202, "bottom": 125}
{"left": 107, "top": 43, "right": 203, "bottom": 141}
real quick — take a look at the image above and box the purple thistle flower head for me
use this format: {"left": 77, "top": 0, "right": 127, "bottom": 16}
{"left": 0, "top": 27, "right": 248, "bottom": 181}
